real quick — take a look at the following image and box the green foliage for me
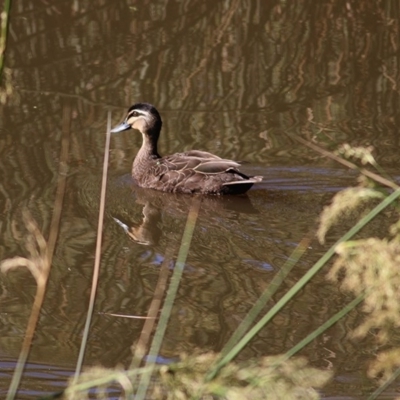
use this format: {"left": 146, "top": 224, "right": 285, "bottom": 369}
{"left": 328, "top": 237, "right": 400, "bottom": 343}
{"left": 318, "top": 175, "right": 400, "bottom": 343}
{"left": 316, "top": 146, "right": 400, "bottom": 392}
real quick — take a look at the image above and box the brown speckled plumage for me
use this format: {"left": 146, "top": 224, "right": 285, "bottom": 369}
{"left": 111, "top": 103, "right": 262, "bottom": 195}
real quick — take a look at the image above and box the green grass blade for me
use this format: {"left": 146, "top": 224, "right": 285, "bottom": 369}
{"left": 135, "top": 197, "right": 202, "bottom": 400}
{"left": 367, "top": 366, "right": 400, "bottom": 400}
{"left": 221, "top": 236, "right": 311, "bottom": 358}
{"left": 205, "top": 188, "right": 400, "bottom": 382}
{"left": 281, "top": 293, "right": 364, "bottom": 362}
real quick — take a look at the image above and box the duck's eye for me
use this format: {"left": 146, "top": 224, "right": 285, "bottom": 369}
{"left": 131, "top": 111, "right": 139, "bottom": 117}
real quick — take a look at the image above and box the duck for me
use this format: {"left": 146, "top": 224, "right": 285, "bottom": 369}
{"left": 111, "top": 103, "right": 262, "bottom": 195}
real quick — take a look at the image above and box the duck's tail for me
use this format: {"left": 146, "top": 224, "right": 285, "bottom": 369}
{"left": 222, "top": 176, "right": 263, "bottom": 194}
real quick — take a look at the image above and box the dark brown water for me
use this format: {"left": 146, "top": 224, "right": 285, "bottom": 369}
{"left": 1, "top": 1, "right": 400, "bottom": 398}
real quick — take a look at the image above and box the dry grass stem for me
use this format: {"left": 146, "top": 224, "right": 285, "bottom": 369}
{"left": 286, "top": 133, "right": 399, "bottom": 190}
{"left": 73, "top": 111, "right": 112, "bottom": 380}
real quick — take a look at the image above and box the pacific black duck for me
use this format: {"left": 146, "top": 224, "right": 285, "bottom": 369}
{"left": 111, "top": 103, "right": 262, "bottom": 195}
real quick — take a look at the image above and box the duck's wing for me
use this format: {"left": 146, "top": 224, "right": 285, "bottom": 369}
{"left": 158, "top": 153, "right": 241, "bottom": 175}
{"left": 147, "top": 152, "right": 260, "bottom": 194}
{"left": 193, "top": 160, "right": 241, "bottom": 174}
{"left": 179, "top": 150, "right": 222, "bottom": 160}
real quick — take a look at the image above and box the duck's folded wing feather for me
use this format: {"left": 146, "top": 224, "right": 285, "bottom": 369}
{"left": 180, "top": 150, "right": 222, "bottom": 160}
{"left": 155, "top": 154, "right": 241, "bottom": 177}
{"left": 194, "top": 160, "right": 241, "bottom": 174}
{"left": 152, "top": 157, "right": 200, "bottom": 176}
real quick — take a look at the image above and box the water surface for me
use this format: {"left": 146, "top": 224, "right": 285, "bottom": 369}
{"left": 1, "top": 1, "right": 400, "bottom": 398}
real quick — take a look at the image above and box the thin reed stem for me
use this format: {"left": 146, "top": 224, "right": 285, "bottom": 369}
{"left": 286, "top": 132, "right": 399, "bottom": 190}
{"left": 74, "top": 111, "right": 112, "bottom": 380}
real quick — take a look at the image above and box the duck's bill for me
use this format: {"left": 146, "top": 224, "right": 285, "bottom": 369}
{"left": 110, "top": 122, "right": 131, "bottom": 133}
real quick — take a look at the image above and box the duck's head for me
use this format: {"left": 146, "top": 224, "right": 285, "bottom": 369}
{"left": 111, "top": 103, "right": 162, "bottom": 137}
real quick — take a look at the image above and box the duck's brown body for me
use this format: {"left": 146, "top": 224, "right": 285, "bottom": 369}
{"left": 111, "top": 103, "right": 262, "bottom": 195}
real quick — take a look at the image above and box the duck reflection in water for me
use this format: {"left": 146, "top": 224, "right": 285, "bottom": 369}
{"left": 109, "top": 181, "right": 259, "bottom": 246}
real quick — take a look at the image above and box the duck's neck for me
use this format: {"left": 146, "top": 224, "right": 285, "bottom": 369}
{"left": 132, "top": 131, "right": 160, "bottom": 178}
{"left": 138, "top": 132, "right": 160, "bottom": 158}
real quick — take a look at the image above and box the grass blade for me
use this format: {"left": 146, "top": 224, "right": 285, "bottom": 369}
{"left": 135, "top": 197, "right": 202, "bottom": 400}
{"left": 127, "top": 245, "right": 175, "bottom": 399}
{"left": 281, "top": 293, "right": 364, "bottom": 362}
{"left": 221, "top": 234, "right": 311, "bottom": 358}
{"left": 368, "top": 366, "right": 400, "bottom": 400}
{"left": 205, "top": 188, "right": 400, "bottom": 382}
